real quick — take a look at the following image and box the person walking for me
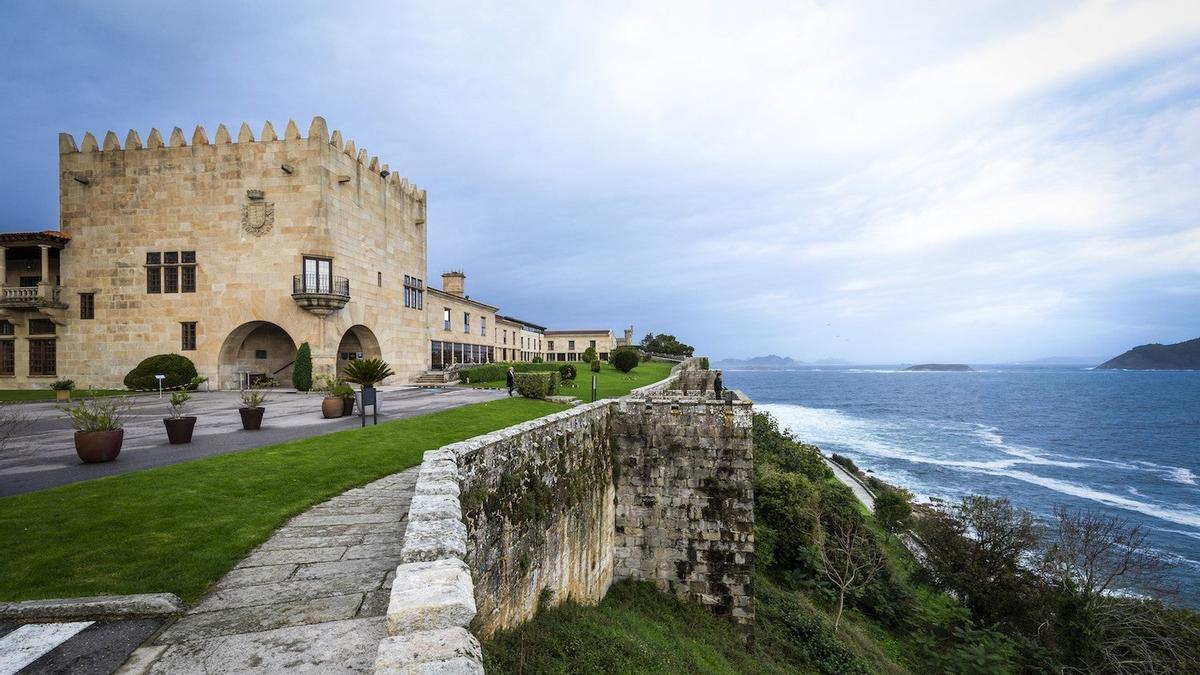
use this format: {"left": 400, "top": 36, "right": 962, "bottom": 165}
{"left": 506, "top": 367, "right": 516, "bottom": 397}
{"left": 713, "top": 370, "right": 724, "bottom": 401}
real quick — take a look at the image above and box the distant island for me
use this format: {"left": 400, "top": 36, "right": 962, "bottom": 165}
{"left": 904, "top": 364, "right": 974, "bottom": 372}
{"left": 1097, "top": 337, "right": 1200, "bottom": 370}
{"left": 713, "top": 355, "right": 852, "bottom": 370}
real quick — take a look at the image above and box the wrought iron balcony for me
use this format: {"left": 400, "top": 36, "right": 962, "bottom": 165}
{"left": 0, "top": 285, "right": 67, "bottom": 309}
{"left": 291, "top": 274, "right": 350, "bottom": 315}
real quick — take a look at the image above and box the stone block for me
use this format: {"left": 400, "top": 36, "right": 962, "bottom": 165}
{"left": 401, "top": 518, "right": 467, "bottom": 563}
{"left": 408, "top": 494, "right": 462, "bottom": 522}
{"left": 374, "top": 627, "right": 483, "bottom": 674}
{"left": 385, "top": 558, "right": 476, "bottom": 635}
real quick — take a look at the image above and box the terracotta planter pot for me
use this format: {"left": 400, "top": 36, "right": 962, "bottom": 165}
{"left": 321, "top": 397, "right": 343, "bottom": 418}
{"left": 74, "top": 429, "right": 124, "bottom": 463}
{"left": 342, "top": 397, "right": 355, "bottom": 416}
{"left": 55, "top": 390, "right": 71, "bottom": 402}
{"left": 163, "top": 416, "right": 197, "bottom": 444}
{"left": 239, "top": 407, "right": 264, "bottom": 430}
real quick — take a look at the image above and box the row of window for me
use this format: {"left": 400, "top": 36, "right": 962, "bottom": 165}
{"left": 442, "top": 309, "right": 488, "bottom": 336}
{"left": 430, "top": 341, "right": 495, "bottom": 370}
{"left": 500, "top": 329, "right": 543, "bottom": 352}
{"left": 146, "top": 251, "right": 198, "bottom": 294}
{"left": 0, "top": 340, "right": 55, "bottom": 376}
{"left": 546, "top": 339, "right": 598, "bottom": 352}
{"left": 403, "top": 276, "right": 425, "bottom": 309}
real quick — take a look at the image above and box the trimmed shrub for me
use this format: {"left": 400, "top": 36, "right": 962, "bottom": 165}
{"left": 514, "top": 372, "right": 560, "bottom": 399}
{"left": 531, "top": 356, "right": 544, "bottom": 363}
{"left": 590, "top": 359, "right": 602, "bottom": 373}
{"left": 610, "top": 346, "right": 640, "bottom": 373}
{"left": 582, "top": 346, "right": 598, "bottom": 363}
{"left": 458, "top": 362, "right": 561, "bottom": 383}
{"left": 293, "top": 342, "right": 313, "bottom": 392}
{"left": 559, "top": 364, "right": 577, "bottom": 381}
{"left": 124, "top": 354, "right": 198, "bottom": 391}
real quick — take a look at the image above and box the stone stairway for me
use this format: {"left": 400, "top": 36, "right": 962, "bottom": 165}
{"left": 412, "top": 371, "right": 451, "bottom": 387}
{"left": 120, "top": 469, "right": 418, "bottom": 674}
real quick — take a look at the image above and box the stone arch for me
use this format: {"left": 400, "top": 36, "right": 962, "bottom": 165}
{"left": 336, "top": 324, "right": 383, "bottom": 376}
{"left": 218, "top": 321, "right": 298, "bottom": 389}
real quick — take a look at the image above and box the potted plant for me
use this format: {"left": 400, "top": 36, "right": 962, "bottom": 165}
{"left": 342, "top": 358, "right": 395, "bottom": 410}
{"left": 61, "top": 394, "right": 131, "bottom": 463}
{"left": 238, "top": 385, "right": 268, "bottom": 430}
{"left": 51, "top": 379, "right": 75, "bottom": 402}
{"left": 163, "top": 388, "right": 196, "bottom": 444}
{"left": 316, "top": 375, "right": 343, "bottom": 419}
{"left": 335, "top": 381, "right": 356, "bottom": 416}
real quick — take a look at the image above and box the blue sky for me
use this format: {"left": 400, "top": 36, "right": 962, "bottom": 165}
{"left": 2, "top": 1, "right": 1198, "bottom": 363}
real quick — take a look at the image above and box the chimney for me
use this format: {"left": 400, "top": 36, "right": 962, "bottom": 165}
{"left": 442, "top": 271, "right": 466, "bottom": 297}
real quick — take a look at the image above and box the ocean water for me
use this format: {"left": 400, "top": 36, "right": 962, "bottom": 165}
{"left": 723, "top": 366, "right": 1200, "bottom": 608}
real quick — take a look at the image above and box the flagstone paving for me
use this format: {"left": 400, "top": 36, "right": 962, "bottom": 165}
{"left": 123, "top": 468, "right": 418, "bottom": 674}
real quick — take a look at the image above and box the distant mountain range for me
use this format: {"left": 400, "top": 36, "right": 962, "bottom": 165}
{"left": 713, "top": 355, "right": 852, "bottom": 369}
{"left": 1097, "top": 337, "right": 1200, "bottom": 370}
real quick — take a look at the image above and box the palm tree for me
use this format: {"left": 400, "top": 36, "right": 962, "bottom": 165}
{"left": 341, "top": 358, "right": 395, "bottom": 387}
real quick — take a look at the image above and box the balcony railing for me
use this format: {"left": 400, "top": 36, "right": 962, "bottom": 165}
{"left": 291, "top": 274, "right": 350, "bottom": 316}
{"left": 0, "top": 285, "right": 66, "bottom": 309}
{"left": 293, "top": 274, "right": 350, "bottom": 297}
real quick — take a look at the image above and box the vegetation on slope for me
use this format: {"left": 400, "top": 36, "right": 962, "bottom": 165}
{"left": 1097, "top": 336, "right": 1200, "bottom": 369}
{"left": 0, "top": 397, "right": 561, "bottom": 603}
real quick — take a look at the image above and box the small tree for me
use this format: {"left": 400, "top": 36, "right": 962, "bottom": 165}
{"left": 814, "top": 505, "right": 888, "bottom": 631}
{"left": 610, "top": 346, "right": 640, "bottom": 373}
{"left": 293, "top": 342, "right": 313, "bottom": 391}
{"left": 874, "top": 489, "right": 913, "bottom": 533}
{"left": 582, "top": 346, "right": 598, "bottom": 363}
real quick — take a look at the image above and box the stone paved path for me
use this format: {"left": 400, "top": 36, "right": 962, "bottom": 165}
{"left": 124, "top": 469, "right": 418, "bottom": 674}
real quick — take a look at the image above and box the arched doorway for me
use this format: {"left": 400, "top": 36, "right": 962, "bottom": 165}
{"left": 336, "top": 325, "right": 382, "bottom": 376}
{"left": 218, "top": 321, "right": 298, "bottom": 389}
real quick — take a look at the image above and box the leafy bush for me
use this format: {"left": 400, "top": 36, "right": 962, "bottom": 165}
{"left": 559, "top": 364, "right": 577, "bottom": 381}
{"left": 50, "top": 379, "right": 75, "bottom": 391}
{"left": 239, "top": 386, "right": 269, "bottom": 408}
{"left": 458, "top": 362, "right": 561, "bottom": 383}
{"left": 60, "top": 395, "right": 132, "bottom": 432}
{"left": 610, "top": 346, "right": 640, "bottom": 373}
{"left": 590, "top": 359, "right": 602, "bottom": 373}
{"left": 874, "top": 488, "right": 913, "bottom": 532}
{"left": 830, "top": 453, "right": 860, "bottom": 474}
{"left": 582, "top": 346, "right": 598, "bottom": 363}
{"left": 167, "top": 390, "right": 191, "bottom": 419}
{"left": 531, "top": 356, "right": 544, "bottom": 363}
{"left": 124, "top": 354, "right": 198, "bottom": 391}
{"left": 293, "top": 342, "right": 313, "bottom": 391}
{"left": 698, "top": 357, "right": 710, "bottom": 370}
{"left": 342, "top": 358, "right": 395, "bottom": 386}
{"left": 514, "top": 372, "right": 560, "bottom": 399}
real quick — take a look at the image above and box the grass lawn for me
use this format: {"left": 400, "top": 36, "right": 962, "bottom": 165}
{"left": 0, "top": 397, "right": 562, "bottom": 603}
{"left": 472, "top": 360, "right": 674, "bottom": 401}
{"left": 0, "top": 389, "right": 138, "bottom": 402}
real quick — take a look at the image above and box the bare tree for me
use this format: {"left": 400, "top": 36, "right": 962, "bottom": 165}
{"left": 0, "top": 404, "right": 31, "bottom": 454}
{"left": 814, "top": 507, "right": 888, "bottom": 632}
{"left": 1043, "top": 506, "right": 1170, "bottom": 606}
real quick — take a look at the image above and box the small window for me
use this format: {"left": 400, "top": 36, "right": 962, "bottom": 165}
{"left": 163, "top": 266, "right": 178, "bottom": 293}
{"left": 181, "top": 251, "right": 196, "bottom": 264}
{"left": 0, "top": 340, "right": 13, "bottom": 376}
{"left": 255, "top": 349, "right": 267, "bottom": 359}
{"left": 568, "top": 340, "right": 575, "bottom": 351}
{"left": 481, "top": 316, "right": 487, "bottom": 337}
{"left": 181, "top": 322, "right": 197, "bottom": 351}
{"left": 80, "top": 293, "right": 95, "bottom": 320}
{"left": 146, "top": 266, "right": 161, "bottom": 293}
{"left": 0, "top": 320, "right": 14, "bottom": 336}
{"left": 443, "top": 308, "right": 451, "bottom": 331}
{"left": 378, "top": 271, "right": 382, "bottom": 287}
{"left": 590, "top": 340, "right": 596, "bottom": 348}
{"left": 164, "top": 251, "right": 179, "bottom": 265}
{"left": 181, "top": 265, "right": 195, "bottom": 293}
{"left": 29, "top": 319, "right": 56, "bottom": 335}
{"left": 463, "top": 312, "right": 470, "bottom": 333}
{"left": 146, "top": 252, "right": 161, "bottom": 265}
{"left": 29, "top": 339, "right": 56, "bottom": 376}
{"left": 548, "top": 341, "right": 555, "bottom": 351}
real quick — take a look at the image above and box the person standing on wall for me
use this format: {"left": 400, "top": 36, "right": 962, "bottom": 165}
{"left": 714, "top": 370, "right": 724, "bottom": 401}
{"left": 506, "top": 367, "right": 516, "bottom": 397}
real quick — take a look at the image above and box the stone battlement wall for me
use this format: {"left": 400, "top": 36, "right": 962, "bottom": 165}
{"left": 375, "top": 364, "right": 755, "bottom": 673}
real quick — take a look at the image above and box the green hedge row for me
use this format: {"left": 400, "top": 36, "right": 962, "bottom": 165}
{"left": 514, "top": 372, "right": 560, "bottom": 399}
{"left": 457, "top": 362, "right": 562, "bottom": 383}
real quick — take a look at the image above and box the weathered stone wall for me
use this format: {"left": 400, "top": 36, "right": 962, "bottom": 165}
{"left": 376, "top": 365, "right": 755, "bottom": 673}
{"left": 611, "top": 394, "right": 755, "bottom": 631}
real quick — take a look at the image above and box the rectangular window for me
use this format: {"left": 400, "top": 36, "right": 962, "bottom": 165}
{"left": 79, "top": 293, "right": 94, "bottom": 319}
{"left": 255, "top": 349, "right": 267, "bottom": 359}
{"left": 548, "top": 341, "right": 555, "bottom": 351}
{"left": 181, "top": 251, "right": 196, "bottom": 264}
{"left": 0, "top": 320, "right": 12, "bottom": 336}
{"left": 569, "top": 340, "right": 576, "bottom": 351}
{"left": 181, "top": 322, "right": 197, "bottom": 351}
{"left": 163, "top": 265, "right": 178, "bottom": 293}
{"left": 463, "top": 312, "right": 470, "bottom": 333}
{"left": 0, "top": 340, "right": 13, "bottom": 376}
{"left": 146, "top": 266, "right": 161, "bottom": 293}
{"left": 503, "top": 329, "right": 508, "bottom": 345}
{"left": 146, "top": 252, "right": 161, "bottom": 265}
{"left": 443, "top": 308, "right": 451, "bottom": 331}
{"left": 19, "top": 276, "right": 39, "bottom": 288}
{"left": 29, "top": 319, "right": 56, "bottom": 335}
{"left": 590, "top": 340, "right": 596, "bottom": 348}
{"left": 181, "top": 266, "right": 195, "bottom": 293}
{"left": 29, "top": 339, "right": 56, "bottom": 376}
{"left": 481, "top": 317, "right": 487, "bottom": 337}
{"left": 378, "top": 271, "right": 382, "bottom": 287}
{"left": 302, "top": 257, "right": 332, "bottom": 293}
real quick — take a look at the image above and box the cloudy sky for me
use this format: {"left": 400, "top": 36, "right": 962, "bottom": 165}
{"left": 2, "top": 1, "right": 1197, "bottom": 362}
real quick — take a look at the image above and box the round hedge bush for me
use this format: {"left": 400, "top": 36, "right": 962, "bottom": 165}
{"left": 559, "top": 364, "right": 577, "bottom": 381}
{"left": 590, "top": 359, "right": 602, "bottom": 372}
{"left": 610, "top": 346, "right": 640, "bottom": 373}
{"left": 124, "top": 354, "right": 199, "bottom": 391}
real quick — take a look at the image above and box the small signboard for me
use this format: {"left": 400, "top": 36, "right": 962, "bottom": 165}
{"left": 359, "top": 387, "right": 379, "bottom": 427}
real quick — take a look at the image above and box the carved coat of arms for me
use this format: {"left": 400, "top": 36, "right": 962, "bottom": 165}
{"left": 241, "top": 189, "right": 274, "bottom": 236}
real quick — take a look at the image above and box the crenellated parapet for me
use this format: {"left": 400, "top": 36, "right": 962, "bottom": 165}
{"left": 58, "top": 116, "right": 426, "bottom": 202}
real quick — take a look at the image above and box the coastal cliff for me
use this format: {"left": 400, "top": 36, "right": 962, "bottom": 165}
{"left": 904, "top": 363, "right": 974, "bottom": 372}
{"left": 1097, "top": 337, "right": 1200, "bottom": 370}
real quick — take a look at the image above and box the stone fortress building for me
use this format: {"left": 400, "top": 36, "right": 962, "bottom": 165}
{"left": 0, "top": 117, "right": 630, "bottom": 389}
